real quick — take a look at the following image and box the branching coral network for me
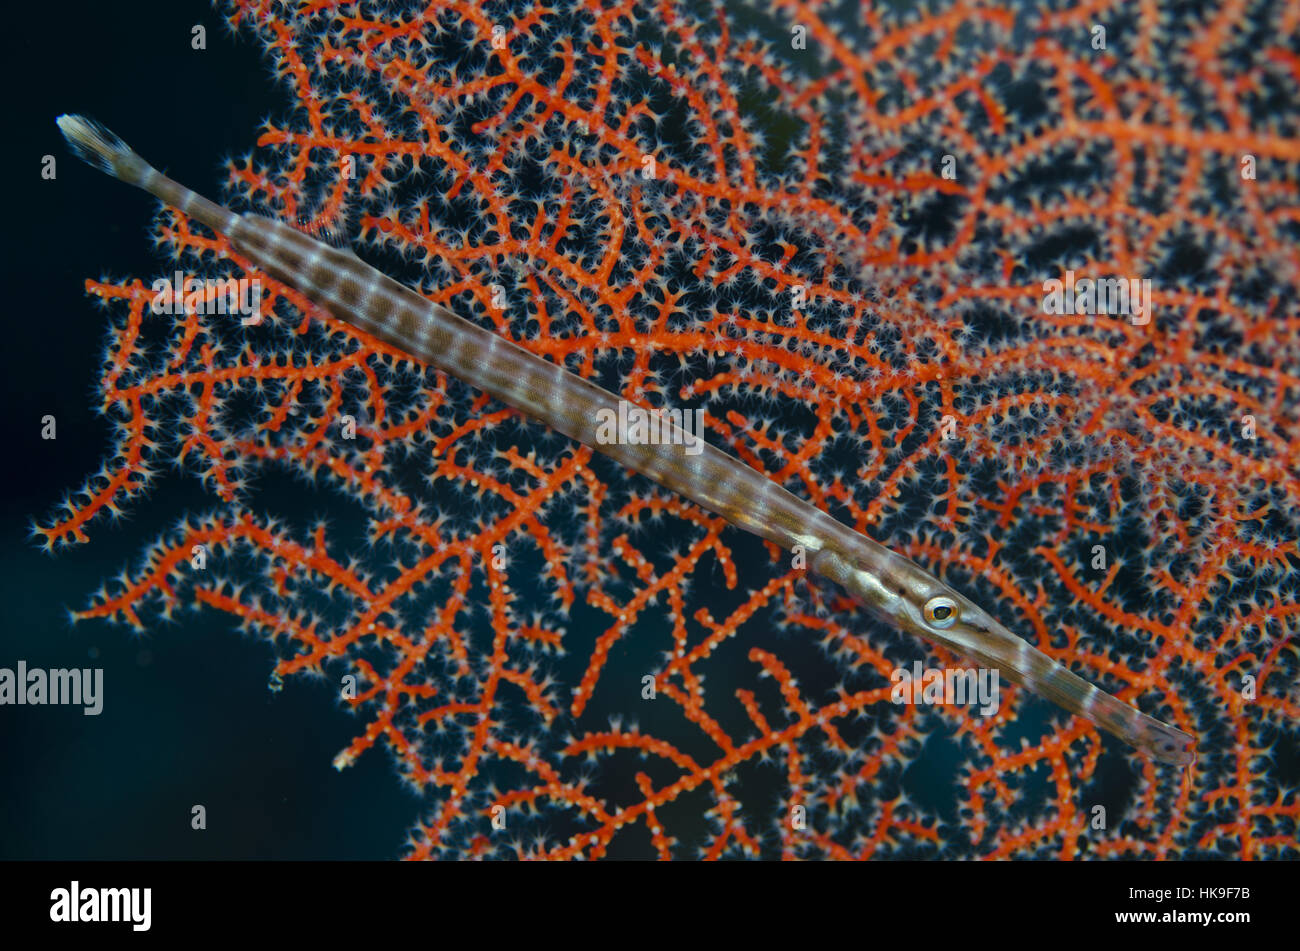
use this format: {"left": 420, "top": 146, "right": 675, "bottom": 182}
{"left": 37, "top": 0, "right": 1300, "bottom": 858}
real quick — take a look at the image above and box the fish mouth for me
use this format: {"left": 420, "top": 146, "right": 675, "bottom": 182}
{"left": 1140, "top": 720, "right": 1198, "bottom": 766}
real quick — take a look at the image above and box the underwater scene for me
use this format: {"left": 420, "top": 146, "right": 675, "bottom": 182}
{"left": 3, "top": 0, "right": 1298, "bottom": 865}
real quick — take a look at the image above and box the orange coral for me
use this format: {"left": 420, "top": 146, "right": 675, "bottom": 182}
{"left": 39, "top": 0, "right": 1299, "bottom": 858}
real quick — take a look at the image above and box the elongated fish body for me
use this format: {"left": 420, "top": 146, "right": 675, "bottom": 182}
{"left": 56, "top": 114, "right": 1196, "bottom": 765}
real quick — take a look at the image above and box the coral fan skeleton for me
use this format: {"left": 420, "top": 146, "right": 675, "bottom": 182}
{"left": 39, "top": 0, "right": 1299, "bottom": 859}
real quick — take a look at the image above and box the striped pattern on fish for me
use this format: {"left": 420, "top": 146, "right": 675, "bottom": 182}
{"left": 55, "top": 113, "right": 1196, "bottom": 766}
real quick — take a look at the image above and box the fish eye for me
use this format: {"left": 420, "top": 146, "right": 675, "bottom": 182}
{"left": 923, "top": 596, "right": 958, "bottom": 629}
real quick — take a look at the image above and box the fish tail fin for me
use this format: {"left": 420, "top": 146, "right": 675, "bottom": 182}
{"left": 56, "top": 114, "right": 239, "bottom": 236}
{"left": 56, "top": 114, "right": 153, "bottom": 186}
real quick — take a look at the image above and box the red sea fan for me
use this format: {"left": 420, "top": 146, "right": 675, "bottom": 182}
{"left": 38, "top": 0, "right": 1299, "bottom": 858}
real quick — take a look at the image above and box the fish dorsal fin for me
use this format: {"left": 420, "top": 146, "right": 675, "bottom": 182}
{"left": 293, "top": 214, "right": 357, "bottom": 253}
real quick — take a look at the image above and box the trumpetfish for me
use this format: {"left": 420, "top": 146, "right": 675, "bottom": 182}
{"left": 55, "top": 114, "right": 1197, "bottom": 766}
